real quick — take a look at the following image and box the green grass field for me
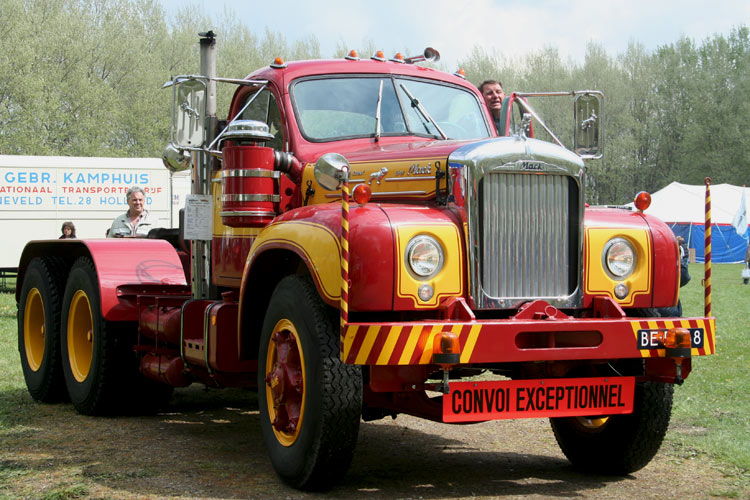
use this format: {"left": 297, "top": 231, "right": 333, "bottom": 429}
{"left": 668, "top": 263, "right": 750, "bottom": 486}
{"left": 0, "top": 264, "right": 748, "bottom": 488}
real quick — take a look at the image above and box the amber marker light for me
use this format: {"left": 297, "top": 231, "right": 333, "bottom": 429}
{"left": 372, "top": 50, "right": 386, "bottom": 61}
{"left": 391, "top": 52, "right": 405, "bottom": 63}
{"left": 352, "top": 183, "right": 372, "bottom": 205}
{"left": 345, "top": 49, "right": 359, "bottom": 60}
{"left": 454, "top": 68, "right": 466, "bottom": 79}
{"left": 432, "top": 331, "right": 460, "bottom": 367}
{"left": 270, "top": 57, "right": 287, "bottom": 69}
{"left": 666, "top": 328, "right": 692, "bottom": 349}
{"left": 634, "top": 191, "right": 651, "bottom": 211}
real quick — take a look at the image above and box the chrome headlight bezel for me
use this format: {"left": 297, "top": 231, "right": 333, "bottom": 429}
{"left": 602, "top": 237, "right": 636, "bottom": 279}
{"left": 405, "top": 235, "right": 444, "bottom": 279}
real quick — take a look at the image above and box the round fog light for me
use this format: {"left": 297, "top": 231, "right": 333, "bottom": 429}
{"left": 614, "top": 283, "right": 629, "bottom": 299}
{"left": 418, "top": 284, "right": 434, "bottom": 302}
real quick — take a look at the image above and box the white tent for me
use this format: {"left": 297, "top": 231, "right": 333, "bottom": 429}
{"left": 640, "top": 182, "right": 749, "bottom": 225}
{"left": 634, "top": 182, "right": 749, "bottom": 263}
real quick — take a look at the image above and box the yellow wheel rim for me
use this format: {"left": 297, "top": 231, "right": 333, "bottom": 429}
{"left": 67, "top": 290, "right": 94, "bottom": 383}
{"left": 23, "top": 288, "right": 45, "bottom": 371}
{"left": 577, "top": 416, "right": 610, "bottom": 429}
{"left": 264, "top": 319, "right": 306, "bottom": 447}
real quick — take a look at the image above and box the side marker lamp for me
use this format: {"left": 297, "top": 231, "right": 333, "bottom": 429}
{"left": 372, "top": 50, "right": 386, "bottom": 62}
{"left": 352, "top": 183, "right": 372, "bottom": 205}
{"left": 454, "top": 68, "right": 466, "bottom": 79}
{"left": 634, "top": 191, "right": 651, "bottom": 211}
{"left": 345, "top": 50, "right": 360, "bottom": 61}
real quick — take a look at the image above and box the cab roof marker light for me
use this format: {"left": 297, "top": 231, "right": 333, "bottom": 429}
{"left": 390, "top": 52, "right": 405, "bottom": 63}
{"left": 371, "top": 50, "right": 387, "bottom": 62}
{"left": 454, "top": 68, "right": 467, "bottom": 79}
{"left": 270, "top": 57, "right": 287, "bottom": 69}
{"left": 345, "top": 50, "right": 360, "bottom": 61}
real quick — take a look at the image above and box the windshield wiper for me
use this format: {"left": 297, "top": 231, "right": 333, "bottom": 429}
{"left": 375, "top": 80, "right": 383, "bottom": 142}
{"left": 398, "top": 82, "right": 447, "bottom": 139}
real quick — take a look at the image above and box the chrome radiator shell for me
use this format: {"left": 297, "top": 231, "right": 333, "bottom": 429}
{"left": 448, "top": 137, "right": 585, "bottom": 309}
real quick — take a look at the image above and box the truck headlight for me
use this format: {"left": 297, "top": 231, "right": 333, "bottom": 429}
{"left": 406, "top": 235, "right": 444, "bottom": 279}
{"left": 603, "top": 237, "right": 636, "bottom": 279}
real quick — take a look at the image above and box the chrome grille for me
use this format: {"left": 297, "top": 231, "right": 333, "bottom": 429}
{"left": 480, "top": 172, "right": 572, "bottom": 298}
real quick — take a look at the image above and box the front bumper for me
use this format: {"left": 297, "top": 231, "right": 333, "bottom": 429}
{"left": 341, "top": 299, "right": 716, "bottom": 366}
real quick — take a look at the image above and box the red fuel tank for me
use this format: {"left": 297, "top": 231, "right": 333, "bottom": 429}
{"left": 220, "top": 145, "right": 280, "bottom": 227}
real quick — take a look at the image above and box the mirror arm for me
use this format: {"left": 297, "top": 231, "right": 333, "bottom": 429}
{"left": 514, "top": 98, "right": 565, "bottom": 148}
{"left": 207, "top": 82, "right": 268, "bottom": 151}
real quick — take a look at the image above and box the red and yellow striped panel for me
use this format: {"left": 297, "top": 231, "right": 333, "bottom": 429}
{"left": 342, "top": 323, "right": 482, "bottom": 365}
{"left": 629, "top": 318, "right": 716, "bottom": 358}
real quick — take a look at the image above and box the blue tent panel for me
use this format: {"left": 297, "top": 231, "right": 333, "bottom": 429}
{"left": 669, "top": 223, "right": 749, "bottom": 263}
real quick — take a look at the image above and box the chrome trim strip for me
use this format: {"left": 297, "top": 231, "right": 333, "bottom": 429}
{"left": 222, "top": 193, "right": 281, "bottom": 202}
{"left": 222, "top": 169, "right": 281, "bottom": 179}
{"left": 385, "top": 176, "right": 436, "bottom": 182}
{"left": 219, "top": 210, "right": 276, "bottom": 217}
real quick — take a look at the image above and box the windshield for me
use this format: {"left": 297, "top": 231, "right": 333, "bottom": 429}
{"left": 292, "top": 76, "right": 490, "bottom": 141}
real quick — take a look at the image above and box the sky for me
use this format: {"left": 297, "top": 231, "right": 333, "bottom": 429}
{"left": 158, "top": 0, "right": 750, "bottom": 71}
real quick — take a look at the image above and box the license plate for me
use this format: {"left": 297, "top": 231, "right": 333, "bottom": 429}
{"left": 443, "top": 377, "right": 635, "bottom": 423}
{"left": 637, "top": 328, "right": 704, "bottom": 349}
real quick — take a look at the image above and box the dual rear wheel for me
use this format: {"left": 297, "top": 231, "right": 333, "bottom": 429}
{"left": 19, "top": 257, "right": 172, "bottom": 415}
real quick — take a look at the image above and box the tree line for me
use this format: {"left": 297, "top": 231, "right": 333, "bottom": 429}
{"left": 1, "top": 0, "right": 747, "bottom": 204}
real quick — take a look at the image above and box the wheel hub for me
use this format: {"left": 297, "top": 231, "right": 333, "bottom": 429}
{"left": 265, "top": 323, "right": 305, "bottom": 444}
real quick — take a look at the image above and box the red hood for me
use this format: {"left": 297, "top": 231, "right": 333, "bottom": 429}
{"left": 296, "top": 136, "right": 475, "bottom": 165}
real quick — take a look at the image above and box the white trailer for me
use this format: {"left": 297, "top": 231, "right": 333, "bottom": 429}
{"left": 0, "top": 155, "right": 190, "bottom": 270}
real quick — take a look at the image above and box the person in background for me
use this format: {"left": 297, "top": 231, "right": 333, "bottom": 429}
{"left": 59, "top": 221, "right": 76, "bottom": 239}
{"left": 108, "top": 186, "right": 157, "bottom": 238}
{"left": 677, "top": 236, "right": 690, "bottom": 287}
{"left": 478, "top": 80, "right": 506, "bottom": 134}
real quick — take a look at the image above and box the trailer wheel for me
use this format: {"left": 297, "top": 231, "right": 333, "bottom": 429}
{"left": 550, "top": 381, "right": 674, "bottom": 474}
{"left": 258, "top": 275, "right": 362, "bottom": 491}
{"left": 60, "top": 257, "right": 127, "bottom": 415}
{"left": 17, "top": 257, "right": 68, "bottom": 402}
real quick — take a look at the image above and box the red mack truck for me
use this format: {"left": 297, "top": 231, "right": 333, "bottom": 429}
{"left": 17, "top": 31, "right": 715, "bottom": 490}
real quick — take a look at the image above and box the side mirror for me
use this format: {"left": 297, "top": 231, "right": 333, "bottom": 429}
{"left": 573, "top": 92, "right": 603, "bottom": 159}
{"left": 314, "top": 153, "right": 350, "bottom": 191}
{"left": 173, "top": 78, "right": 207, "bottom": 148}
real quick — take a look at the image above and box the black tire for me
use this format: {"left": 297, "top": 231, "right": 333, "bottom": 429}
{"left": 60, "top": 257, "right": 133, "bottom": 415}
{"left": 258, "top": 275, "right": 362, "bottom": 491}
{"left": 550, "top": 381, "right": 674, "bottom": 474}
{"left": 743, "top": 278, "right": 749, "bottom": 285}
{"left": 17, "top": 257, "right": 69, "bottom": 402}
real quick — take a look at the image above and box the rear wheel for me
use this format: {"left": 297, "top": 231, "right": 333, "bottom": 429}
{"left": 550, "top": 381, "right": 674, "bottom": 474}
{"left": 17, "top": 257, "right": 68, "bottom": 402}
{"left": 60, "top": 257, "right": 148, "bottom": 415}
{"left": 258, "top": 275, "right": 362, "bottom": 490}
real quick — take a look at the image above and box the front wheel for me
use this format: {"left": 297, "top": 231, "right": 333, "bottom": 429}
{"left": 550, "top": 381, "right": 674, "bottom": 474}
{"left": 258, "top": 275, "right": 362, "bottom": 491}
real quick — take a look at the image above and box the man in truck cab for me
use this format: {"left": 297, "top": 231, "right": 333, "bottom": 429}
{"left": 479, "top": 79, "right": 506, "bottom": 134}
{"left": 107, "top": 186, "right": 158, "bottom": 237}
